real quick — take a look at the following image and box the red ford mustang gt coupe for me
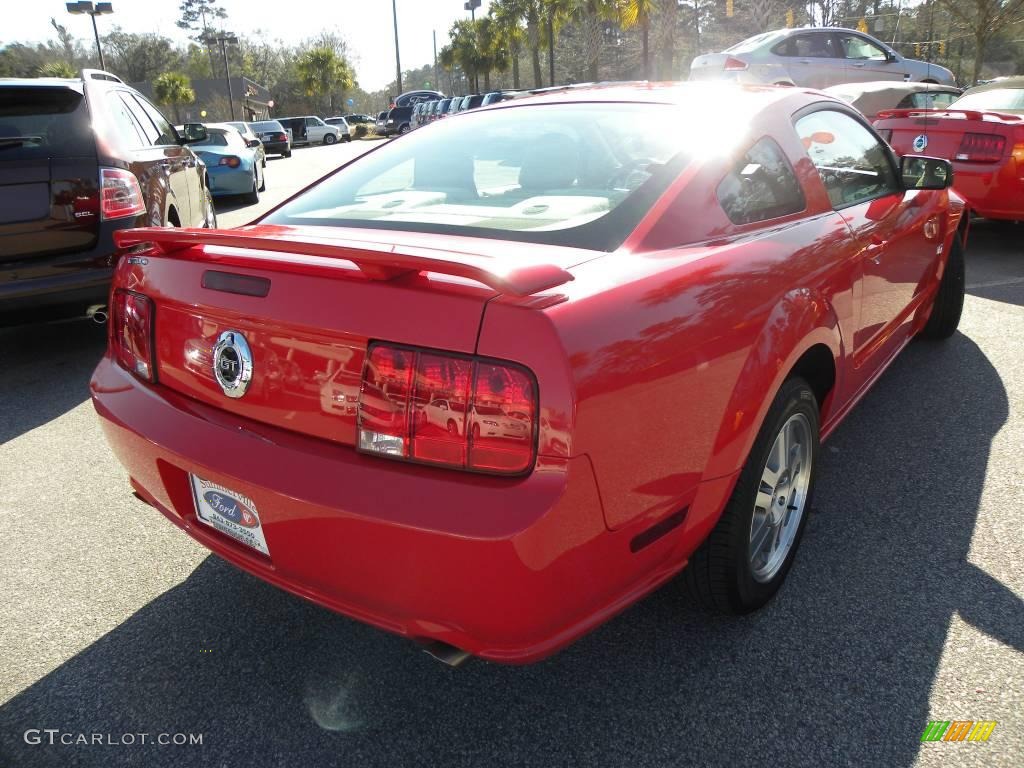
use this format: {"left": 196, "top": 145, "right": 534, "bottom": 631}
{"left": 92, "top": 83, "right": 967, "bottom": 665}
{"left": 874, "top": 77, "right": 1024, "bottom": 221}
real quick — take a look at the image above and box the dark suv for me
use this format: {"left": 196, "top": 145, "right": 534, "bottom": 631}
{"left": 0, "top": 69, "right": 214, "bottom": 324}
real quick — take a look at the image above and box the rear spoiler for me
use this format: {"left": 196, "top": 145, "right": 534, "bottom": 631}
{"left": 113, "top": 227, "right": 574, "bottom": 297}
{"left": 876, "top": 108, "right": 1024, "bottom": 122}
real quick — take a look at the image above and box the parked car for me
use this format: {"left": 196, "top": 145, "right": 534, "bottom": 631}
{"left": 824, "top": 81, "right": 961, "bottom": 121}
{"left": 446, "top": 97, "right": 463, "bottom": 117}
{"left": 226, "top": 121, "right": 268, "bottom": 167}
{"left": 94, "top": 83, "right": 966, "bottom": 665}
{"left": 343, "top": 113, "right": 375, "bottom": 126}
{"left": 382, "top": 105, "right": 415, "bottom": 136}
{"left": 182, "top": 123, "right": 265, "bottom": 203}
{"left": 874, "top": 76, "right": 1024, "bottom": 221}
{"left": 374, "top": 111, "right": 388, "bottom": 134}
{"left": 0, "top": 69, "right": 214, "bottom": 324}
{"left": 248, "top": 119, "right": 291, "bottom": 158}
{"left": 277, "top": 115, "right": 342, "bottom": 146}
{"left": 481, "top": 91, "right": 517, "bottom": 106}
{"left": 690, "top": 27, "right": 956, "bottom": 89}
{"left": 323, "top": 116, "right": 355, "bottom": 141}
{"left": 462, "top": 94, "right": 485, "bottom": 111}
{"left": 434, "top": 98, "right": 453, "bottom": 120}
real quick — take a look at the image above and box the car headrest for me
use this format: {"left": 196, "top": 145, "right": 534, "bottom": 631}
{"left": 413, "top": 152, "right": 478, "bottom": 200}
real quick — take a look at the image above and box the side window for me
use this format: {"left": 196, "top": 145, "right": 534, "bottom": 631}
{"left": 106, "top": 92, "right": 146, "bottom": 148}
{"left": 306, "top": 117, "right": 321, "bottom": 127}
{"left": 120, "top": 94, "right": 159, "bottom": 145}
{"left": 796, "top": 110, "right": 899, "bottom": 208}
{"left": 838, "top": 34, "right": 888, "bottom": 61}
{"left": 131, "top": 95, "right": 178, "bottom": 146}
{"left": 781, "top": 32, "right": 840, "bottom": 58}
{"left": 717, "top": 137, "right": 806, "bottom": 225}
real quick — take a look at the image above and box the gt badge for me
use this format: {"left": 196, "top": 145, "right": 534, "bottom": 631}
{"left": 212, "top": 330, "right": 253, "bottom": 399}
{"left": 913, "top": 134, "right": 928, "bottom": 152}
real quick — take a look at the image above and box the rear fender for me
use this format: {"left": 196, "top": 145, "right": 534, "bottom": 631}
{"left": 702, "top": 288, "right": 843, "bottom": 482}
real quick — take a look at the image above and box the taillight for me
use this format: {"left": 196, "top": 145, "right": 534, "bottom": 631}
{"left": 724, "top": 56, "right": 748, "bottom": 71}
{"left": 111, "top": 289, "right": 155, "bottom": 382}
{"left": 357, "top": 343, "right": 538, "bottom": 475}
{"left": 100, "top": 167, "right": 145, "bottom": 220}
{"left": 955, "top": 132, "right": 1006, "bottom": 162}
{"left": 218, "top": 156, "right": 242, "bottom": 168}
{"left": 276, "top": 133, "right": 288, "bottom": 141}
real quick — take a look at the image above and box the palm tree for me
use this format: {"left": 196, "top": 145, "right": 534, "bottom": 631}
{"left": 152, "top": 72, "right": 195, "bottom": 123}
{"left": 568, "top": 0, "right": 617, "bottom": 82}
{"left": 490, "top": 0, "right": 525, "bottom": 89}
{"left": 297, "top": 46, "right": 354, "bottom": 113}
{"left": 37, "top": 61, "right": 77, "bottom": 79}
{"left": 618, "top": 0, "right": 657, "bottom": 80}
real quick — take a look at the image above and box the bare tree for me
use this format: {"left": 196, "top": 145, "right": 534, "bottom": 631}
{"left": 937, "top": 0, "right": 1024, "bottom": 83}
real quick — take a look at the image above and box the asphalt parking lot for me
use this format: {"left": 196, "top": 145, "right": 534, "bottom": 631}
{"left": 0, "top": 160, "right": 1021, "bottom": 766}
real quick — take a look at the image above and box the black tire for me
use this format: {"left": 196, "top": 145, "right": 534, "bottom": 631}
{"left": 684, "top": 378, "right": 820, "bottom": 613}
{"left": 324, "top": 133, "right": 337, "bottom": 145}
{"left": 243, "top": 174, "right": 259, "bottom": 205}
{"left": 283, "top": 149, "right": 292, "bottom": 158}
{"left": 398, "top": 124, "right": 410, "bottom": 135}
{"left": 920, "top": 234, "right": 965, "bottom": 340}
{"left": 201, "top": 186, "right": 217, "bottom": 228}
{"left": 343, "top": 134, "right": 352, "bottom": 142}
{"left": 258, "top": 167, "right": 266, "bottom": 192}
{"left": 446, "top": 419, "right": 458, "bottom": 436}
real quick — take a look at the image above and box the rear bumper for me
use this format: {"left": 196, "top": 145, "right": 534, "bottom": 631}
{"left": 207, "top": 167, "right": 254, "bottom": 196}
{"left": 952, "top": 163, "right": 1024, "bottom": 220}
{"left": 262, "top": 142, "right": 289, "bottom": 155}
{"left": 91, "top": 356, "right": 730, "bottom": 662}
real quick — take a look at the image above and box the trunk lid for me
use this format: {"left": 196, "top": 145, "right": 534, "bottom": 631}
{"left": 688, "top": 54, "right": 731, "bottom": 80}
{"left": 116, "top": 225, "right": 588, "bottom": 447}
{"left": 0, "top": 84, "right": 99, "bottom": 263}
{"left": 876, "top": 108, "right": 1024, "bottom": 162}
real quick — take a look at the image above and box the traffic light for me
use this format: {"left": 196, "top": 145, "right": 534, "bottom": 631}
{"left": 786, "top": 8, "right": 794, "bottom": 27}
{"left": 857, "top": 18, "right": 868, "bottom": 33}
{"left": 726, "top": 0, "right": 734, "bottom": 18}
{"left": 938, "top": 40, "right": 946, "bottom": 55}
{"left": 915, "top": 43, "right": 921, "bottom": 57}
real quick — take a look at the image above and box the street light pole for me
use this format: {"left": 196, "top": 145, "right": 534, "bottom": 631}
{"left": 66, "top": 2, "right": 114, "bottom": 71}
{"left": 392, "top": 0, "right": 403, "bottom": 95}
{"left": 202, "top": 32, "right": 239, "bottom": 121}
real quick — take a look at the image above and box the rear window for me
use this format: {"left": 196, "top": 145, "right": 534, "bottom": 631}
{"left": 0, "top": 86, "right": 94, "bottom": 159}
{"left": 262, "top": 102, "right": 689, "bottom": 250}
{"left": 251, "top": 120, "right": 284, "bottom": 132}
{"left": 192, "top": 129, "right": 232, "bottom": 147}
{"left": 951, "top": 88, "right": 1024, "bottom": 112}
{"left": 725, "top": 31, "right": 784, "bottom": 54}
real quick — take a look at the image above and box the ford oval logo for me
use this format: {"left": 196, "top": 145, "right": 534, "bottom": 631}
{"left": 913, "top": 134, "right": 928, "bottom": 152}
{"left": 203, "top": 491, "right": 259, "bottom": 528}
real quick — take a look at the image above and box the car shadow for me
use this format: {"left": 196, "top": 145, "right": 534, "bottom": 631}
{"left": 212, "top": 197, "right": 259, "bottom": 215}
{"left": 966, "top": 220, "right": 1024, "bottom": 307}
{"left": 0, "top": 319, "right": 106, "bottom": 445}
{"left": 0, "top": 332, "right": 1017, "bottom": 767}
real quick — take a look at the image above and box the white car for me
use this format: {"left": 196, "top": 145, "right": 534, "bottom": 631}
{"left": 278, "top": 115, "right": 343, "bottom": 146}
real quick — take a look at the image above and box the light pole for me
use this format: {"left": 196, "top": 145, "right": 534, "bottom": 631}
{"left": 392, "top": 0, "right": 403, "bottom": 96}
{"left": 464, "top": 0, "right": 481, "bottom": 21}
{"left": 66, "top": 1, "right": 113, "bottom": 71}
{"left": 203, "top": 32, "right": 239, "bottom": 121}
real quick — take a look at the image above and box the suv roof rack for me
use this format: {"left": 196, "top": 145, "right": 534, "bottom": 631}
{"left": 80, "top": 69, "right": 124, "bottom": 84}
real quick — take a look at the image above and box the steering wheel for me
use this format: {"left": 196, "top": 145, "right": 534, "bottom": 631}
{"left": 608, "top": 158, "right": 657, "bottom": 191}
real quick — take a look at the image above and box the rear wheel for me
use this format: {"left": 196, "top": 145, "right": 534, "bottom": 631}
{"left": 324, "top": 133, "right": 337, "bottom": 145}
{"left": 243, "top": 174, "right": 259, "bottom": 204}
{"left": 283, "top": 149, "right": 292, "bottom": 158}
{"left": 258, "top": 166, "right": 266, "bottom": 192}
{"left": 446, "top": 419, "right": 458, "bottom": 436}
{"left": 920, "top": 234, "right": 965, "bottom": 340}
{"left": 684, "top": 378, "right": 820, "bottom": 613}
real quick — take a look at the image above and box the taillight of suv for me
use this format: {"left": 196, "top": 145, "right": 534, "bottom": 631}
{"left": 100, "top": 167, "right": 145, "bottom": 220}
{"left": 357, "top": 343, "right": 537, "bottom": 475}
{"left": 111, "top": 289, "right": 155, "bottom": 382}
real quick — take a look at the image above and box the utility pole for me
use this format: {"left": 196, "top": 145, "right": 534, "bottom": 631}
{"left": 203, "top": 32, "right": 239, "bottom": 120}
{"left": 433, "top": 29, "right": 439, "bottom": 93}
{"left": 392, "top": 0, "right": 403, "bottom": 95}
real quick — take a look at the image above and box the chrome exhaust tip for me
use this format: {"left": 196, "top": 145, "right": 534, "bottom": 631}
{"left": 86, "top": 304, "right": 108, "bottom": 325}
{"left": 416, "top": 640, "right": 472, "bottom": 668}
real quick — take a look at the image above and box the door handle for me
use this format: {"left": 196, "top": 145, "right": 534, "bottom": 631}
{"left": 853, "top": 62, "right": 866, "bottom": 68}
{"left": 797, "top": 59, "right": 812, "bottom": 65}
{"left": 865, "top": 234, "right": 886, "bottom": 264}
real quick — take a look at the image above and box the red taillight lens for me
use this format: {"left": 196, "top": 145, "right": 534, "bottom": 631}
{"left": 276, "top": 133, "right": 288, "bottom": 141}
{"left": 358, "top": 343, "right": 538, "bottom": 475}
{"left": 724, "top": 56, "right": 748, "bottom": 71}
{"left": 955, "top": 132, "right": 1006, "bottom": 163}
{"left": 218, "top": 156, "right": 242, "bottom": 168}
{"left": 111, "top": 289, "right": 154, "bottom": 382}
{"left": 100, "top": 167, "right": 145, "bottom": 220}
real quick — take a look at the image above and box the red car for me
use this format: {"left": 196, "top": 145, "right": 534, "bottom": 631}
{"left": 92, "top": 84, "right": 967, "bottom": 665}
{"left": 874, "top": 77, "right": 1024, "bottom": 221}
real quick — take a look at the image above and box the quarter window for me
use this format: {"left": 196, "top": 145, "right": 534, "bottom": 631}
{"left": 795, "top": 110, "right": 899, "bottom": 208}
{"left": 717, "top": 138, "right": 805, "bottom": 225}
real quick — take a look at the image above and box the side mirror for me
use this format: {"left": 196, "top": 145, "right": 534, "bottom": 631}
{"left": 180, "top": 123, "right": 207, "bottom": 144}
{"left": 246, "top": 138, "right": 262, "bottom": 148}
{"left": 901, "top": 155, "right": 953, "bottom": 190}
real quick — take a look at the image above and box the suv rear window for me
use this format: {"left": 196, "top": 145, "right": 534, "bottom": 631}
{"left": 0, "top": 86, "right": 94, "bottom": 159}
{"left": 262, "top": 103, "right": 689, "bottom": 251}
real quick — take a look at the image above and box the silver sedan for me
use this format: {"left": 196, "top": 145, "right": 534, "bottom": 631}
{"left": 690, "top": 27, "right": 956, "bottom": 89}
